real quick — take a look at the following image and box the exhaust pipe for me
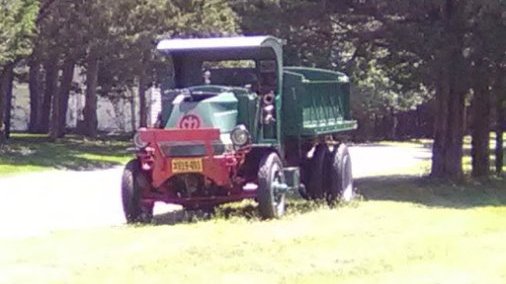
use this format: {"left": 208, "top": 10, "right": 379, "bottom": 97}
{"left": 262, "top": 91, "right": 276, "bottom": 124}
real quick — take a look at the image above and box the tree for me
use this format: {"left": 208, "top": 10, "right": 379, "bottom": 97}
{"left": 95, "top": 0, "right": 238, "bottom": 130}
{"left": 0, "top": 0, "right": 38, "bottom": 141}
{"left": 0, "top": 64, "right": 14, "bottom": 139}
{"left": 13, "top": 0, "right": 239, "bottom": 139}
{"left": 234, "top": 0, "right": 506, "bottom": 179}
{"left": 466, "top": 0, "right": 506, "bottom": 177}
{"left": 233, "top": 1, "right": 433, "bottom": 138}
{"left": 359, "top": 0, "right": 506, "bottom": 178}
{"left": 494, "top": 71, "right": 505, "bottom": 175}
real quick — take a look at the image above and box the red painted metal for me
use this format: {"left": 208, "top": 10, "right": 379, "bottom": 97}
{"left": 138, "top": 128, "right": 220, "bottom": 142}
{"left": 178, "top": 114, "right": 202, "bottom": 129}
{"left": 143, "top": 191, "right": 257, "bottom": 208}
{"left": 137, "top": 128, "right": 227, "bottom": 188}
{"left": 135, "top": 128, "right": 252, "bottom": 207}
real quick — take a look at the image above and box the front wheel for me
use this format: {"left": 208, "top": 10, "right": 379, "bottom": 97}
{"left": 121, "top": 159, "right": 153, "bottom": 224}
{"left": 257, "top": 152, "right": 286, "bottom": 219}
{"left": 326, "top": 144, "right": 354, "bottom": 205}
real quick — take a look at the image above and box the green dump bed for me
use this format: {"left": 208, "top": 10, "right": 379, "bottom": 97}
{"left": 282, "top": 67, "right": 357, "bottom": 138}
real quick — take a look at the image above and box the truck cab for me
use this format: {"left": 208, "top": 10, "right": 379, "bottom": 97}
{"left": 121, "top": 36, "right": 357, "bottom": 223}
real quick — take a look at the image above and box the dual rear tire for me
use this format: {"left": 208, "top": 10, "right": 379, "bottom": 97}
{"left": 327, "top": 144, "right": 354, "bottom": 204}
{"left": 304, "top": 143, "right": 354, "bottom": 205}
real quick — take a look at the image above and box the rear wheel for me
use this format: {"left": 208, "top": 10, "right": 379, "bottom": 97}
{"left": 121, "top": 159, "right": 153, "bottom": 224}
{"left": 326, "top": 144, "right": 354, "bottom": 205}
{"left": 306, "top": 144, "right": 328, "bottom": 200}
{"left": 257, "top": 152, "right": 285, "bottom": 219}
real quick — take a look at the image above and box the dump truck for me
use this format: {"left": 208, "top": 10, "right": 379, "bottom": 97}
{"left": 121, "top": 36, "right": 357, "bottom": 223}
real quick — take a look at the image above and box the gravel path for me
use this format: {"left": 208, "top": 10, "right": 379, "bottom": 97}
{"left": 0, "top": 143, "right": 431, "bottom": 237}
{"left": 0, "top": 168, "right": 125, "bottom": 237}
{"left": 349, "top": 143, "right": 432, "bottom": 178}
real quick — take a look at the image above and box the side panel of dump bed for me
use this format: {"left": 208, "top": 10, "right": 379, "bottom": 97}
{"left": 282, "top": 67, "right": 357, "bottom": 138}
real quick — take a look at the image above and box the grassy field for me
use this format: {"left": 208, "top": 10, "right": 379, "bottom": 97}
{"left": 1, "top": 177, "right": 505, "bottom": 284}
{"left": 1, "top": 133, "right": 503, "bottom": 176}
{"left": 1, "top": 136, "right": 506, "bottom": 283}
{"left": 0, "top": 133, "right": 132, "bottom": 176}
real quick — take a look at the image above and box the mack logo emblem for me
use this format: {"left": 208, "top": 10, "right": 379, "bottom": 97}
{"left": 179, "top": 115, "right": 201, "bottom": 129}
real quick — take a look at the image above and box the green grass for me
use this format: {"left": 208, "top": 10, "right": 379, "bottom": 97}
{"left": 1, "top": 137, "right": 506, "bottom": 283}
{"left": 1, "top": 178, "right": 506, "bottom": 284}
{"left": 2, "top": 133, "right": 503, "bottom": 176}
{"left": 0, "top": 133, "right": 132, "bottom": 176}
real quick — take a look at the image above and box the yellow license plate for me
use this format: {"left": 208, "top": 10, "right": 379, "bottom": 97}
{"left": 171, "top": 158, "right": 203, "bottom": 173}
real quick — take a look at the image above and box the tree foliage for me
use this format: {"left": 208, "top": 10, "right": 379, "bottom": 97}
{"left": 0, "top": 0, "right": 38, "bottom": 142}
{"left": 232, "top": 0, "right": 505, "bottom": 179}
{"left": 1, "top": 0, "right": 505, "bottom": 179}
{"left": 0, "top": 0, "right": 39, "bottom": 67}
{"left": 13, "top": 0, "right": 238, "bottom": 137}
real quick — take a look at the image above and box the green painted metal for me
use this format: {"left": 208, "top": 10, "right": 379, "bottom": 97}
{"left": 234, "top": 91, "right": 259, "bottom": 141}
{"left": 157, "top": 36, "right": 356, "bottom": 152}
{"left": 282, "top": 67, "right": 357, "bottom": 138}
{"left": 158, "top": 36, "right": 284, "bottom": 146}
{"left": 162, "top": 85, "right": 267, "bottom": 146}
{"left": 165, "top": 88, "right": 238, "bottom": 134}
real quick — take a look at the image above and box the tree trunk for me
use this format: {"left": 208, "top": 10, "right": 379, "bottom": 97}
{"left": 83, "top": 52, "right": 99, "bottom": 138}
{"left": 41, "top": 58, "right": 58, "bottom": 133}
{"left": 496, "top": 108, "right": 504, "bottom": 175}
{"left": 430, "top": 2, "right": 465, "bottom": 180}
{"left": 0, "top": 69, "right": 4, "bottom": 143}
{"left": 49, "top": 71, "right": 61, "bottom": 141}
{"left": 391, "top": 108, "right": 397, "bottom": 140}
{"left": 470, "top": 67, "right": 491, "bottom": 177}
{"left": 138, "top": 72, "right": 148, "bottom": 128}
{"left": 2, "top": 64, "right": 15, "bottom": 139}
{"left": 495, "top": 75, "right": 505, "bottom": 175}
{"left": 129, "top": 87, "right": 136, "bottom": 132}
{"left": 56, "top": 59, "right": 75, "bottom": 138}
{"left": 0, "top": 65, "right": 13, "bottom": 142}
{"left": 28, "top": 61, "right": 42, "bottom": 133}
{"left": 431, "top": 61, "right": 465, "bottom": 180}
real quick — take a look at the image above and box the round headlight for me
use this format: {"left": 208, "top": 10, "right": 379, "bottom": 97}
{"left": 133, "top": 132, "right": 148, "bottom": 149}
{"left": 230, "top": 125, "right": 250, "bottom": 147}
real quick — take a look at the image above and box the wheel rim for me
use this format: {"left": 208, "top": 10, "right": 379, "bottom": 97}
{"left": 341, "top": 155, "right": 353, "bottom": 202}
{"left": 271, "top": 163, "right": 285, "bottom": 216}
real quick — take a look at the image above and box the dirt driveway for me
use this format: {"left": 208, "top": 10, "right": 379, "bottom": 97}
{"left": 0, "top": 143, "right": 431, "bottom": 238}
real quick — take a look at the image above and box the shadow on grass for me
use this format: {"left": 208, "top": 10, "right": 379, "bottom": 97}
{"left": 151, "top": 204, "right": 263, "bottom": 226}
{"left": 143, "top": 175, "right": 506, "bottom": 227}
{"left": 0, "top": 134, "right": 132, "bottom": 172}
{"left": 150, "top": 193, "right": 346, "bottom": 226}
{"left": 356, "top": 175, "right": 506, "bottom": 209}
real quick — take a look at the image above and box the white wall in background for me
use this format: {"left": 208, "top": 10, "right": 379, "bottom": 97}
{"left": 10, "top": 83, "right": 161, "bottom": 133}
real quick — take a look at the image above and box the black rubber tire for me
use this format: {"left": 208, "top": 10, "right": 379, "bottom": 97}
{"left": 326, "top": 144, "right": 354, "bottom": 205}
{"left": 299, "top": 158, "right": 310, "bottom": 200}
{"left": 306, "top": 144, "right": 328, "bottom": 200}
{"left": 257, "top": 152, "right": 285, "bottom": 219}
{"left": 121, "top": 159, "right": 153, "bottom": 224}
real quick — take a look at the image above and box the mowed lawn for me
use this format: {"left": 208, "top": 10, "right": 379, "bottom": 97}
{"left": 0, "top": 133, "right": 132, "bottom": 176}
{"left": 1, "top": 136, "right": 505, "bottom": 283}
{"left": 1, "top": 178, "right": 506, "bottom": 284}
